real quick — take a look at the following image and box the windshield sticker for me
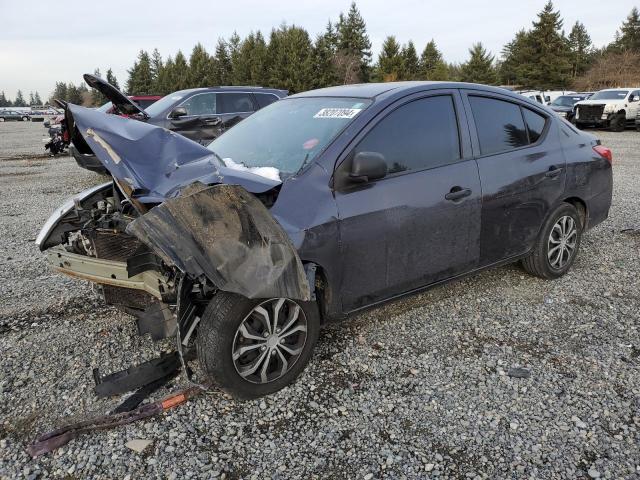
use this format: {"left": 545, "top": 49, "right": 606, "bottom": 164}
{"left": 314, "top": 108, "right": 362, "bottom": 119}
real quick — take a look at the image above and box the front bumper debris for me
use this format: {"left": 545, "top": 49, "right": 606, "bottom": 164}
{"left": 46, "top": 245, "right": 170, "bottom": 300}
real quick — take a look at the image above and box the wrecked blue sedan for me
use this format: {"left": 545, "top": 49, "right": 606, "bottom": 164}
{"left": 37, "top": 82, "right": 613, "bottom": 399}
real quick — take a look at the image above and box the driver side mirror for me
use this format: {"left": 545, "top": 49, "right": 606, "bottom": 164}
{"left": 349, "top": 151, "right": 388, "bottom": 183}
{"left": 169, "top": 107, "right": 188, "bottom": 119}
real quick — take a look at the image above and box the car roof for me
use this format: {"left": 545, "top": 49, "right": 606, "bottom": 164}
{"left": 170, "top": 86, "right": 287, "bottom": 96}
{"left": 290, "top": 81, "right": 537, "bottom": 103}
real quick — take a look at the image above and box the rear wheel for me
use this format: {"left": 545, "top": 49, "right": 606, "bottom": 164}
{"left": 609, "top": 112, "right": 626, "bottom": 132}
{"left": 0, "top": 118, "right": 5, "bottom": 122}
{"left": 22, "top": 116, "right": 29, "bottom": 122}
{"left": 196, "top": 292, "right": 320, "bottom": 399}
{"left": 521, "top": 203, "right": 583, "bottom": 279}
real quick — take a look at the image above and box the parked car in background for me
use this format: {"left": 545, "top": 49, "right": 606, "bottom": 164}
{"left": 517, "top": 90, "right": 546, "bottom": 104}
{"left": 70, "top": 74, "right": 288, "bottom": 172}
{"left": 37, "top": 81, "right": 613, "bottom": 399}
{"left": 0, "top": 110, "right": 30, "bottom": 121}
{"left": 97, "top": 94, "right": 163, "bottom": 115}
{"left": 549, "top": 94, "right": 591, "bottom": 122}
{"left": 574, "top": 88, "right": 640, "bottom": 131}
{"left": 543, "top": 90, "right": 577, "bottom": 105}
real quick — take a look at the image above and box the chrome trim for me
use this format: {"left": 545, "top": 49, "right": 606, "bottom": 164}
{"left": 35, "top": 182, "right": 111, "bottom": 249}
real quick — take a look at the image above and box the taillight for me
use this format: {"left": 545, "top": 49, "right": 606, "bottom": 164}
{"left": 593, "top": 145, "right": 612, "bottom": 164}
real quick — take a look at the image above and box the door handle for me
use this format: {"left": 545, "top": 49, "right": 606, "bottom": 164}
{"left": 202, "top": 117, "right": 222, "bottom": 125}
{"left": 445, "top": 187, "right": 472, "bottom": 201}
{"left": 544, "top": 166, "right": 563, "bottom": 178}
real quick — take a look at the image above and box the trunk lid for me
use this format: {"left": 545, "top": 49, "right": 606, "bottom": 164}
{"left": 83, "top": 73, "right": 149, "bottom": 119}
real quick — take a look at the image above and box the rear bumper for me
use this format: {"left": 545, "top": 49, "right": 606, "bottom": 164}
{"left": 46, "top": 245, "right": 169, "bottom": 300}
{"left": 70, "top": 145, "right": 107, "bottom": 173}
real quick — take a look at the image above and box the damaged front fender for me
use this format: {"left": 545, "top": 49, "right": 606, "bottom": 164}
{"left": 126, "top": 183, "right": 311, "bottom": 301}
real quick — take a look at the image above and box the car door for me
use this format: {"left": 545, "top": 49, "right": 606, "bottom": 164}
{"left": 462, "top": 91, "right": 566, "bottom": 266}
{"left": 213, "top": 92, "right": 256, "bottom": 142}
{"left": 333, "top": 91, "right": 482, "bottom": 312}
{"left": 168, "top": 92, "right": 219, "bottom": 144}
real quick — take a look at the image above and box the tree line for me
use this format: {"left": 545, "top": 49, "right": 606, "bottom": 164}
{"left": 47, "top": 2, "right": 640, "bottom": 106}
{"left": 0, "top": 90, "right": 43, "bottom": 108}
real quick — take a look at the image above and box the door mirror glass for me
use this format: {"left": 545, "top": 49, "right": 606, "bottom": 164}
{"left": 349, "top": 151, "right": 388, "bottom": 183}
{"left": 169, "top": 107, "right": 188, "bottom": 119}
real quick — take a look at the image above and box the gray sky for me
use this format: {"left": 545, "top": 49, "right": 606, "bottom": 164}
{"left": 0, "top": 0, "right": 637, "bottom": 100}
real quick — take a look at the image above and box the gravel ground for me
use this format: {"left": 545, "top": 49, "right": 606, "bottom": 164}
{"left": 0, "top": 122, "right": 54, "bottom": 160}
{"left": 0, "top": 123, "right": 639, "bottom": 479}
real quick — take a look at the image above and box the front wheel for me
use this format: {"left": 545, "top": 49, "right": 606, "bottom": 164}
{"left": 22, "top": 116, "right": 29, "bottom": 122}
{"left": 0, "top": 118, "right": 5, "bottom": 122}
{"left": 521, "top": 203, "right": 583, "bottom": 279}
{"left": 609, "top": 112, "right": 626, "bottom": 132}
{"left": 196, "top": 292, "right": 320, "bottom": 399}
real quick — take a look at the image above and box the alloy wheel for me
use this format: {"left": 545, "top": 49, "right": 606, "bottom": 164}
{"left": 232, "top": 298, "right": 308, "bottom": 384}
{"left": 547, "top": 215, "right": 577, "bottom": 269}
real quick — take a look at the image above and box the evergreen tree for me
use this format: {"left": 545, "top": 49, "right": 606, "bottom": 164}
{"left": 34, "top": 92, "right": 42, "bottom": 106}
{"left": 150, "top": 48, "right": 163, "bottom": 89}
{"left": 499, "top": 30, "right": 533, "bottom": 85}
{"left": 613, "top": 7, "right": 640, "bottom": 52}
{"left": 52, "top": 82, "right": 68, "bottom": 101}
{"left": 155, "top": 56, "right": 174, "bottom": 95}
{"left": 106, "top": 69, "right": 120, "bottom": 91}
{"left": 400, "top": 41, "right": 420, "bottom": 80}
{"left": 568, "top": 21, "right": 593, "bottom": 78}
{"left": 375, "top": 36, "right": 403, "bottom": 81}
{"left": 187, "top": 43, "right": 213, "bottom": 88}
{"left": 213, "top": 39, "right": 233, "bottom": 85}
{"left": 335, "top": 2, "right": 372, "bottom": 82}
{"left": 173, "top": 51, "right": 189, "bottom": 91}
{"left": 126, "top": 50, "right": 154, "bottom": 94}
{"left": 419, "top": 40, "right": 449, "bottom": 80}
{"left": 460, "top": 43, "right": 498, "bottom": 84}
{"left": 524, "top": 1, "right": 571, "bottom": 88}
{"left": 228, "top": 32, "right": 242, "bottom": 84}
{"left": 312, "top": 22, "right": 339, "bottom": 88}
{"left": 0, "top": 91, "right": 8, "bottom": 107}
{"left": 66, "top": 84, "right": 83, "bottom": 104}
{"left": 14, "top": 90, "right": 26, "bottom": 107}
{"left": 266, "top": 25, "right": 314, "bottom": 93}
{"left": 28, "top": 92, "right": 35, "bottom": 106}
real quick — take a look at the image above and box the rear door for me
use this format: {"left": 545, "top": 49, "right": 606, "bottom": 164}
{"left": 462, "top": 91, "right": 566, "bottom": 265}
{"left": 214, "top": 92, "right": 256, "bottom": 141}
{"left": 334, "top": 91, "right": 482, "bottom": 311}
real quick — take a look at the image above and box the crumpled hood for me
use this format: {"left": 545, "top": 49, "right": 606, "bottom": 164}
{"left": 67, "top": 104, "right": 281, "bottom": 203}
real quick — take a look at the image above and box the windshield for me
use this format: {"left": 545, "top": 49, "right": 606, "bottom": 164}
{"left": 590, "top": 90, "right": 629, "bottom": 100}
{"left": 207, "top": 97, "right": 371, "bottom": 176}
{"left": 551, "top": 96, "right": 583, "bottom": 107}
{"left": 97, "top": 101, "right": 112, "bottom": 112}
{"left": 144, "top": 92, "right": 188, "bottom": 117}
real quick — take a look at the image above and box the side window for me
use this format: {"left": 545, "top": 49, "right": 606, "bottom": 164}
{"left": 352, "top": 95, "right": 460, "bottom": 175}
{"left": 522, "top": 108, "right": 547, "bottom": 143}
{"left": 630, "top": 90, "right": 640, "bottom": 102}
{"left": 469, "top": 96, "right": 528, "bottom": 155}
{"left": 180, "top": 93, "right": 217, "bottom": 116}
{"left": 255, "top": 93, "right": 280, "bottom": 109}
{"left": 217, "top": 93, "right": 255, "bottom": 114}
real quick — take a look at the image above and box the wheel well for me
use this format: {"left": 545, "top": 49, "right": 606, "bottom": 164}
{"left": 563, "top": 197, "right": 587, "bottom": 228}
{"left": 308, "top": 264, "right": 331, "bottom": 324}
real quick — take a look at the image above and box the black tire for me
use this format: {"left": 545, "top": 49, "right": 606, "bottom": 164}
{"left": 521, "top": 203, "right": 583, "bottom": 279}
{"left": 574, "top": 121, "right": 585, "bottom": 130}
{"left": 609, "top": 112, "right": 625, "bottom": 132}
{"left": 22, "top": 116, "right": 29, "bottom": 122}
{"left": 196, "top": 292, "right": 320, "bottom": 400}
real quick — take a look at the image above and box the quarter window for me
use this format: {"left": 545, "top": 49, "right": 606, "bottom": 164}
{"left": 353, "top": 95, "right": 460, "bottom": 175}
{"left": 469, "top": 96, "right": 529, "bottom": 155}
{"left": 180, "top": 93, "right": 217, "bottom": 116}
{"left": 522, "top": 108, "right": 546, "bottom": 143}
{"left": 217, "top": 93, "right": 255, "bottom": 114}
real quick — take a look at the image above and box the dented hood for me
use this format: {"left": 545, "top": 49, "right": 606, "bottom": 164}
{"left": 84, "top": 73, "right": 149, "bottom": 118}
{"left": 67, "top": 104, "right": 281, "bottom": 202}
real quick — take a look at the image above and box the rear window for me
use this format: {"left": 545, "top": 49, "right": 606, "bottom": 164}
{"left": 522, "top": 108, "right": 546, "bottom": 143}
{"left": 134, "top": 98, "right": 159, "bottom": 110}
